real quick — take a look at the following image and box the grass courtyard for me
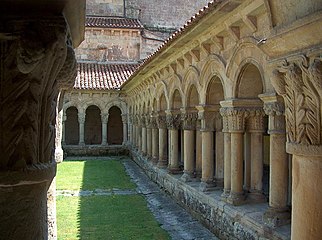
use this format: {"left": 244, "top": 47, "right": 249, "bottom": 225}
{"left": 56, "top": 159, "right": 170, "bottom": 240}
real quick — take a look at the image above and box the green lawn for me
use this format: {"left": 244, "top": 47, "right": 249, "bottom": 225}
{"left": 56, "top": 160, "right": 136, "bottom": 190}
{"left": 56, "top": 159, "right": 170, "bottom": 240}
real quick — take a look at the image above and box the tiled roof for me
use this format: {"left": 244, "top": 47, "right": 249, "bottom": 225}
{"left": 74, "top": 62, "right": 140, "bottom": 90}
{"left": 121, "top": 0, "right": 224, "bottom": 89}
{"left": 86, "top": 16, "right": 144, "bottom": 29}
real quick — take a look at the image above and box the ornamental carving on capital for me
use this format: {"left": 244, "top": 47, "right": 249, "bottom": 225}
{"left": 78, "top": 113, "right": 86, "bottom": 124}
{"left": 263, "top": 101, "right": 285, "bottom": 116}
{"left": 225, "top": 108, "right": 249, "bottom": 133}
{"left": 157, "top": 115, "right": 167, "bottom": 129}
{"left": 219, "top": 108, "right": 230, "bottom": 132}
{"left": 121, "top": 114, "right": 127, "bottom": 124}
{"left": 166, "top": 114, "right": 181, "bottom": 130}
{"left": 246, "top": 108, "right": 265, "bottom": 132}
{"left": 0, "top": 17, "right": 74, "bottom": 169}
{"left": 101, "top": 113, "right": 109, "bottom": 124}
{"left": 150, "top": 116, "right": 158, "bottom": 129}
{"left": 271, "top": 56, "right": 322, "bottom": 150}
{"left": 181, "top": 112, "right": 198, "bottom": 130}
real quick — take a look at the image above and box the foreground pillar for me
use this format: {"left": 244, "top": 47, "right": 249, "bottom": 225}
{"left": 157, "top": 115, "right": 168, "bottom": 168}
{"left": 181, "top": 111, "right": 197, "bottom": 182}
{"left": 0, "top": 15, "right": 78, "bottom": 239}
{"left": 271, "top": 58, "right": 322, "bottom": 239}
{"left": 261, "top": 97, "right": 290, "bottom": 227}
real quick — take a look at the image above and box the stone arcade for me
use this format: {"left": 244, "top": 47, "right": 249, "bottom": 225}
{"left": 0, "top": 0, "right": 321, "bottom": 240}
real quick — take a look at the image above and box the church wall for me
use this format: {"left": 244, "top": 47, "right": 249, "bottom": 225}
{"left": 86, "top": 0, "right": 125, "bottom": 16}
{"left": 76, "top": 28, "right": 141, "bottom": 62}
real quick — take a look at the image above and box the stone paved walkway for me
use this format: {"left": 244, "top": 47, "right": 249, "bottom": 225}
{"left": 122, "top": 158, "right": 218, "bottom": 240}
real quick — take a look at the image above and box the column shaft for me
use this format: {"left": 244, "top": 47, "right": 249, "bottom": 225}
{"left": 142, "top": 127, "right": 147, "bottom": 154}
{"left": 168, "top": 129, "right": 180, "bottom": 173}
{"left": 146, "top": 128, "right": 152, "bottom": 158}
{"left": 200, "top": 131, "right": 215, "bottom": 191}
{"left": 195, "top": 129, "right": 202, "bottom": 178}
{"left": 182, "top": 130, "right": 195, "bottom": 181}
{"left": 222, "top": 132, "right": 231, "bottom": 197}
{"left": 152, "top": 128, "right": 159, "bottom": 163}
{"left": 158, "top": 128, "right": 168, "bottom": 167}
{"left": 79, "top": 122, "right": 85, "bottom": 145}
{"left": 102, "top": 122, "right": 107, "bottom": 145}
{"left": 123, "top": 123, "right": 127, "bottom": 144}
{"left": 244, "top": 132, "right": 251, "bottom": 191}
{"left": 228, "top": 132, "right": 244, "bottom": 205}
{"left": 215, "top": 130, "right": 224, "bottom": 187}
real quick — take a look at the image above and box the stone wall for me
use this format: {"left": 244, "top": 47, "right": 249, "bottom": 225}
{"left": 86, "top": 0, "right": 124, "bottom": 16}
{"left": 130, "top": 150, "right": 290, "bottom": 240}
{"left": 125, "top": 0, "right": 209, "bottom": 30}
{"left": 75, "top": 28, "right": 141, "bottom": 62}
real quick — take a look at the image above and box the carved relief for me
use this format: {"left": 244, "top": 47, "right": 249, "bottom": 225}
{"left": 225, "top": 108, "right": 249, "bottom": 133}
{"left": 181, "top": 112, "right": 198, "bottom": 130}
{"left": 246, "top": 108, "right": 265, "bottom": 132}
{"left": 263, "top": 101, "right": 286, "bottom": 134}
{"left": 198, "top": 111, "right": 216, "bottom": 131}
{"left": 78, "top": 113, "right": 86, "bottom": 124}
{"left": 0, "top": 18, "right": 72, "bottom": 170}
{"left": 166, "top": 114, "right": 181, "bottom": 130}
{"left": 271, "top": 56, "right": 322, "bottom": 149}
{"left": 157, "top": 115, "right": 167, "bottom": 129}
{"left": 101, "top": 113, "right": 109, "bottom": 124}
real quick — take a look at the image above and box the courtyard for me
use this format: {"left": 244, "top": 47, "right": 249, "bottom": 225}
{"left": 56, "top": 157, "right": 217, "bottom": 240}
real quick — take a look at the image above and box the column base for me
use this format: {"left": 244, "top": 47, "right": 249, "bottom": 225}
{"left": 168, "top": 167, "right": 182, "bottom": 174}
{"left": 215, "top": 178, "right": 224, "bottom": 188}
{"left": 221, "top": 189, "right": 230, "bottom": 201}
{"left": 227, "top": 192, "right": 245, "bottom": 205}
{"left": 247, "top": 191, "right": 267, "bottom": 203}
{"left": 157, "top": 159, "right": 168, "bottom": 168}
{"left": 181, "top": 172, "right": 196, "bottom": 182}
{"left": 199, "top": 181, "right": 216, "bottom": 192}
{"left": 263, "top": 207, "right": 291, "bottom": 227}
{"left": 152, "top": 157, "right": 159, "bottom": 165}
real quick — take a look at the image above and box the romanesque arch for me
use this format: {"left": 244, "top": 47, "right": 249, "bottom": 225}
{"left": 108, "top": 106, "right": 123, "bottom": 145}
{"left": 85, "top": 105, "right": 102, "bottom": 145}
{"left": 65, "top": 106, "right": 79, "bottom": 145}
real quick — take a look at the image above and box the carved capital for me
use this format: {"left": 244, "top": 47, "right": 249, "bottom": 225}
{"left": 101, "top": 113, "right": 109, "bottom": 124}
{"left": 157, "top": 115, "right": 167, "bottom": 129}
{"left": 121, "top": 114, "right": 127, "bottom": 124}
{"left": 271, "top": 55, "right": 322, "bottom": 155}
{"left": 0, "top": 17, "right": 73, "bottom": 169}
{"left": 263, "top": 102, "right": 285, "bottom": 134}
{"left": 166, "top": 114, "right": 181, "bottom": 130}
{"left": 181, "top": 112, "right": 198, "bottom": 130}
{"left": 78, "top": 113, "right": 86, "bottom": 124}
{"left": 246, "top": 108, "right": 265, "bottom": 133}
{"left": 220, "top": 107, "right": 248, "bottom": 133}
{"left": 198, "top": 111, "right": 216, "bottom": 131}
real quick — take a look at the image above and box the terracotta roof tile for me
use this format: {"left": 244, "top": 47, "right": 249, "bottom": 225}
{"left": 74, "top": 62, "right": 140, "bottom": 90}
{"left": 86, "top": 16, "right": 144, "bottom": 29}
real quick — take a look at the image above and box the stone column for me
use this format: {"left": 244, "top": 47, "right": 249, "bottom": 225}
{"left": 141, "top": 120, "right": 147, "bottom": 155}
{"left": 121, "top": 114, "right": 128, "bottom": 145}
{"left": 220, "top": 108, "right": 231, "bottom": 199}
{"left": 271, "top": 58, "right": 322, "bottom": 239}
{"left": 166, "top": 112, "right": 181, "bottom": 173}
{"left": 78, "top": 111, "right": 86, "bottom": 146}
{"left": 62, "top": 115, "right": 67, "bottom": 145}
{"left": 101, "top": 113, "right": 108, "bottom": 146}
{"left": 195, "top": 120, "right": 202, "bottom": 179}
{"left": 146, "top": 116, "right": 152, "bottom": 159}
{"left": 197, "top": 107, "right": 216, "bottom": 191}
{"left": 247, "top": 109, "right": 266, "bottom": 202}
{"left": 215, "top": 113, "right": 224, "bottom": 188}
{"left": 151, "top": 115, "right": 159, "bottom": 164}
{"left": 260, "top": 96, "right": 290, "bottom": 227}
{"left": 157, "top": 115, "right": 168, "bottom": 168}
{"left": 0, "top": 16, "right": 77, "bottom": 239}
{"left": 181, "top": 111, "right": 198, "bottom": 182}
{"left": 243, "top": 132, "right": 251, "bottom": 191}
{"left": 55, "top": 92, "right": 65, "bottom": 162}
{"left": 227, "top": 108, "right": 248, "bottom": 205}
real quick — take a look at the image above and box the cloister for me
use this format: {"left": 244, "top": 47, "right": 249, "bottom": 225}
{"left": 1, "top": 0, "right": 321, "bottom": 239}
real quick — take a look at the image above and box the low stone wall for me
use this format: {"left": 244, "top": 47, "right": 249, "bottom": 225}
{"left": 63, "top": 145, "right": 128, "bottom": 157}
{"left": 129, "top": 149, "right": 291, "bottom": 240}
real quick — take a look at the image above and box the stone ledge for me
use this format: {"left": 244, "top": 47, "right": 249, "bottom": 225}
{"left": 63, "top": 145, "right": 128, "bottom": 157}
{"left": 129, "top": 149, "right": 291, "bottom": 240}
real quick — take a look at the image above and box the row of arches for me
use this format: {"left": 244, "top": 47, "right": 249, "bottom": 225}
{"left": 127, "top": 58, "right": 291, "bottom": 227}
{"left": 64, "top": 105, "right": 124, "bottom": 145}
